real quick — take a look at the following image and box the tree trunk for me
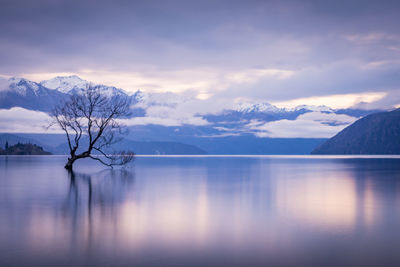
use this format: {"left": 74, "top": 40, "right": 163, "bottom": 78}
{"left": 64, "top": 157, "right": 76, "bottom": 170}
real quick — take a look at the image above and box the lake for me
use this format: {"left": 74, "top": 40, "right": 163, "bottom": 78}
{"left": 1, "top": 155, "right": 400, "bottom": 266}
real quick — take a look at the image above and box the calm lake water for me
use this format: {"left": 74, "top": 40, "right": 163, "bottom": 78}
{"left": 1, "top": 155, "right": 400, "bottom": 266}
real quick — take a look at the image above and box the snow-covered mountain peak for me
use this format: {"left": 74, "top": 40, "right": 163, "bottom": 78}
{"left": 235, "top": 102, "right": 283, "bottom": 113}
{"left": 40, "top": 75, "right": 88, "bottom": 93}
{"left": 39, "top": 75, "right": 129, "bottom": 97}
{"left": 293, "top": 105, "right": 333, "bottom": 113}
{"left": 7, "top": 77, "right": 40, "bottom": 96}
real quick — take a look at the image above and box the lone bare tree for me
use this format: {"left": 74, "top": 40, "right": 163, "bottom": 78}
{"left": 50, "top": 85, "right": 135, "bottom": 170}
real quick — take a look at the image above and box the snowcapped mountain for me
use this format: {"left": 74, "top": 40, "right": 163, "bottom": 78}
{"left": 233, "top": 102, "right": 335, "bottom": 114}
{"left": 0, "top": 76, "right": 137, "bottom": 112}
{"left": 40, "top": 75, "right": 87, "bottom": 94}
{"left": 0, "top": 75, "right": 386, "bottom": 154}
{"left": 3, "top": 77, "right": 48, "bottom": 96}
{"left": 292, "top": 105, "right": 333, "bottom": 113}
{"left": 234, "top": 102, "right": 285, "bottom": 113}
{"left": 40, "top": 75, "right": 128, "bottom": 97}
{"left": 0, "top": 77, "right": 67, "bottom": 111}
{"left": 0, "top": 75, "right": 381, "bottom": 125}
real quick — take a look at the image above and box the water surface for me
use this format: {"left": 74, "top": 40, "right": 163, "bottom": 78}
{"left": 1, "top": 155, "right": 400, "bottom": 266}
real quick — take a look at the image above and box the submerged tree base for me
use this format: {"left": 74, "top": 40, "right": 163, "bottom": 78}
{"left": 64, "top": 160, "right": 74, "bottom": 170}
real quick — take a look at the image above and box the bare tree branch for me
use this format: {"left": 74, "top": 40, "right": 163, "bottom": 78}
{"left": 50, "top": 85, "right": 135, "bottom": 170}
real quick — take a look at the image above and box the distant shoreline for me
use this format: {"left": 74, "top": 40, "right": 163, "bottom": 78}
{"left": 1, "top": 154, "right": 400, "bottom": 159}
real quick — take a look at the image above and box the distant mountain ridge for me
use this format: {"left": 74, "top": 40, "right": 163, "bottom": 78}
{"left": 0, "top": 75, "right": 387, "bottom": 154}
{"left": 40, "top": 75, "right": 127, "bottom": 97}
{"left": 40, "top": 75, "right": 89, "bottom": 93}
{"left": 0, "top": 75, "right": 381, "bottom": 117}
{"left": 0, "top": 76, "right": 130, "bottom": 112}
{"left": 312, "top": 108, "right": 400, "bottom": 154}
{"left": 0, "top": 78, "right": 67, "bottom": 112}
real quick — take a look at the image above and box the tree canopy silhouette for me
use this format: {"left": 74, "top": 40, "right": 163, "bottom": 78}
{"left": 50, "top": 85, "right": 134, "bottom": 169}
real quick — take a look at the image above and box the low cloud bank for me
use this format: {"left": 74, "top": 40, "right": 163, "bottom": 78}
{"left": 0, "top": 107, "right": 61, "bottom": 133}
{"left": 0, "top": 107, "right": 359, "bottom": 139}
{"left": 245, "top": 112, "right": 357, "bottom": 138}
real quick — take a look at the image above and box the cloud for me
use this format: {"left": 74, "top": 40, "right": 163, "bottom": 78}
{"left": 245, "top": 112, "right": 358, "bottom": 138}
{"left": 222, "top": 61, "right": 400, "bottom": 102}
{"left": 18, "top": 67, "right": 295, "bottom": 96}
{"left": 125, "top": 93, "right": 212, "bottom": 126}
{"left": 351, "top": 89, "right": 400, "bottom": 110}
{"left": 128, "top": 89, "right": 244, "bottom": 126}
{"left": 123, "top": 116, "right": 208, "bottom": 127}
{"left": 1, "top": 0, "right": 400, "bottom": 109}
{"left": 0, "top": 78, "right": 9, "bottom": 91}
{"left": 124, "top": 101, "right": 210, "bottom": 127}
{"left": 271, "top": 92, "right": 387, "bottom": 109}
{"left": 0, "top": 107, "right": 62, "bottom": 133}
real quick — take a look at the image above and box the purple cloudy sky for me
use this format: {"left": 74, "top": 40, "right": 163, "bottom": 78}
{"left": 1, "top": 0, "right": 400, "bottom": 108}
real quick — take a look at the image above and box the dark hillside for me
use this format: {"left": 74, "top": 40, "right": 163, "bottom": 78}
{"left": 312, "top": 109, "right": 400, "bottom": 154}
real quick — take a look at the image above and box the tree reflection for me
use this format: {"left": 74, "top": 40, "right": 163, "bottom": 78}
{"left": 66, "top": 168, "right": 135, "bottom": 211}
{"left": 63, "top": 169, "right": 135, "bottom": 259}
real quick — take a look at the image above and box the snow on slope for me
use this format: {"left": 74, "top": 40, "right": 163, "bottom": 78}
{"left": 6, "top": 75, "right": 341, "bottom": 116}
{"left": 1, "top": 75, "right": 363, "bottom": 125}
{"left": 293, "top": 105, "right": 333, "bottom": 113}
{"left": 40, "top": 75, "right": 128, "bottom": 97}
{"left": 5, "top": 77, "right": 44, "bottom": 96}
{"left": 234, "top": 102, "right": 334, "bottom": 114}
{"left": 235, "top": 102, "right": 284, "bottom": 113}
{"left": 1, "top": 75, "right": 383, "bottom": 140}
{"left": 40, "top": 75, "right": 87, "bottom": 93}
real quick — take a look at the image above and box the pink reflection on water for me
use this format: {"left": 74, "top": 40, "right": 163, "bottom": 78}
{"left": 275, "top": 173, "right": 357, "bottom": 230}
